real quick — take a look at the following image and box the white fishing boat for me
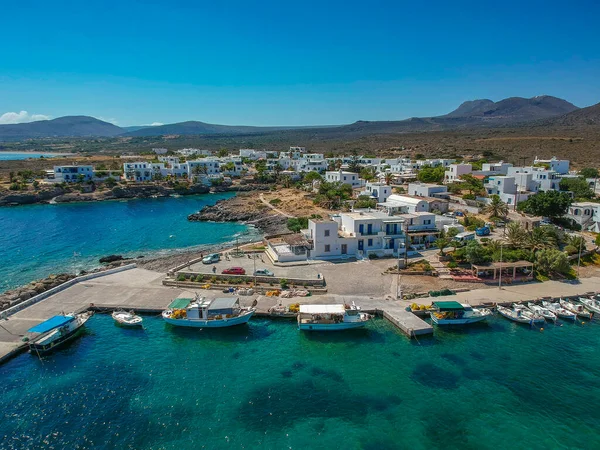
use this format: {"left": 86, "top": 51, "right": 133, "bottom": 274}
{"left": 527, "top": 302, "right": 557, "bottom": 322}
{"left": 542, "top": 301, "right": 577, "bottom": 321}
{"left": 27, "top": 312, "right": 93, "bottom": 354}
{"left": 297, "top": 302, "right": 371, "bottom": 331}
{"left": 579, "top": 297, "right": 600, "bottom": 315}
{"left": 497, "top": 305, "right": 545, "bottom": 325}
{"left": 560, "top": 299, "right": 593, "bottom": 319}
{"left": 162, "top": 295, "right": 254, "bottom": 328}
{"left": 112, "top": 309, "right": 143, "bottom": 327}
{"left": 430, "top": 301, "right": 492, "bottom": 325}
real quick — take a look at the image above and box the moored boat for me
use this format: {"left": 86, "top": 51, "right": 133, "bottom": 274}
{"left": 560, "top": 299, "right": 593, "bottom": 319}
{"left": 497, "top": 305, "right": 545, "bottom": 325}
{"left": 162, "top": 295, "right": 254, "bottom": 328}
{"left": 430, "top": 301, "right": 492, "bottom": 325}
{"left": 27, "top": 312, "right": 93, "bottom": 354}
{"left": 112, "top": 309, "right": 143, "bottom": 327}
{"left": 579, "top": 297, "right": 600, "bottom": 315}
{"left": 298, "top": 302, "right": 371, "bottom": 331}
{"left": 527, "top": 302, "right": 557, "bottom": 322}
{"left": 542, "top": 301, "right": 577, "bottom": 321}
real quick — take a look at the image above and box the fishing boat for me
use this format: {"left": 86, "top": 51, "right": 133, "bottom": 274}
{"left": 542, "top": 301, "right": 577, "bottom": 321}
{"left": 527, "top": 302, "right": 557, "bottom": 322}
{"left": 497, "top": 305, "right": 545, "bottom": 325}
{"left": 297, "top": 302, "right": 371, "bottom": 331}
{"left": 560, "top": 299, "right": 593, "bottom": 319}
{"left": 429, "top": 301, "right": 492, "bottom": 325}
{"left": 27, "top": 312, "right": 93, "bottom": 354}
{"left": 579, "top": 297, "right": 600, "bottom": 315}
{"left": 162, "top": 295, "right": 254, "bottom": 328}
{"left": 112, "top": 309, "right": 143, "bottom": 327}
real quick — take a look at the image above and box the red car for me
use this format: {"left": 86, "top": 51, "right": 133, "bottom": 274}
{"left": 222, "top": 267, "right": 246, "bottom": 275}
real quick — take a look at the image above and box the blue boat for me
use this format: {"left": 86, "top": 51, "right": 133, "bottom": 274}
{"left": 27, "top": 312, "right": 93, "bottom": 354}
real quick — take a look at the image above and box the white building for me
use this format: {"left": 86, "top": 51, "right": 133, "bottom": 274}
{"left": 325, "top": 170, "right": 363, "bottom": 188}
{"left": 239, "top": 149, "right": 267, "bottom": 160}
{"left": 152, "top": 148, "right": 168, "bottom": 155}
{"left": 123, "top": 162, "right": 162, "bottom": 181}
{"left": 444, "top": 164, "right": 472, "bottom": 183}
{"left": 567, "top": 202, "right": 600, "bottom": 232}
{"left": 534, "top": 156, "right": 570, "bottom": 175}
{"left": 359, "top": 182, "right": 392, "bottom": 203}
{"left": 408, "top": 182, "right": 449, "bottom": 198}
{"left": 53, "top": 165, "right": 94, "bottom": 183}
{"left": 177, "top": 148, "right": 212, "bottom": 157}
{"left": 481, "top": 161, "right": 513, "bottom": 175}
{"left": 378, "top": 194, "right": 429, "bottom": 214}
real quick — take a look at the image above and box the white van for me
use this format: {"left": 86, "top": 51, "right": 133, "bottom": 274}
{"left": 453, "top": 231, "right": 476, "bottom": 243}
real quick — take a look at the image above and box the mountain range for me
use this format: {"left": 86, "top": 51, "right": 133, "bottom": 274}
{"left": 0, "top": 96, "right": 595, "bottom": 142}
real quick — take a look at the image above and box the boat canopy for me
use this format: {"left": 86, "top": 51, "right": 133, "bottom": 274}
{"left": 28, "top": 315, "right": 74, "bottom": 333}
{"left": 208, "top": 298, "right": 240, "bottom": 315}
{"left": 169, "top": 298, "right": 192, "bottom": 309}
{"left": 433, "top": 301, "right": 465, "bottom": 312}
{"left": 299, "top": 304, "right": 346, "bottom": 315}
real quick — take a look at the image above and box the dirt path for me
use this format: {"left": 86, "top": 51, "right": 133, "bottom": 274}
{"left": 259, "top": 193, "right": 296, "bottom": 218}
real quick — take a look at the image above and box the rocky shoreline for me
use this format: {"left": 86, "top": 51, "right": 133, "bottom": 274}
{"left": 187, "top": 191, "right": 289, "bottom": 236}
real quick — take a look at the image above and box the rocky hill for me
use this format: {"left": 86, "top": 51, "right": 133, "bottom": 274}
{"left": 0, "top": 116, "right": 124, "bottom": 141}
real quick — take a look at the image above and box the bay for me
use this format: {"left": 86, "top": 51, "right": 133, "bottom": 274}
{"left": 0, "top": 152, "right": 61, "bottom": 161}
{"left": 0, "top": 194, "right": 253, "bottom": 291}
{"left": 1, "top": 315, "right": 600, "bottom": 449}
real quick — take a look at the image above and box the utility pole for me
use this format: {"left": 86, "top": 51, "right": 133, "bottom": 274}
{"left": 577, "top": 236, "right": 584, "bottom": 278}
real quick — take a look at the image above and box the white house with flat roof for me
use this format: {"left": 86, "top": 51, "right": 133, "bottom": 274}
{"left": 534, "top": 156, "right": 570, "bottom": 174}
{"left": 481, "top": 161, "right": 512, "bottom": 175}
{"left": 239, "top": 149, "right": 267, "bottom": 160}
{"left": 325, "top": 169, "right": 363, "bottom": 188}
{"left": 53, "top": 165, "right": 94, "bottom": 183}
{"left": 378, "top": 194, "right": 429, "bottom": 214}
{"left": 567, "top": 202, "right": 600, "bottom": 232}
{"left": 359, "top": 182, "right": 392, "bottom": 203}
{"left": 444, "top": 163, "right": 472, "bottom": 183}
{"left": 408, "top": 182, "right": 449, "bottom": 198}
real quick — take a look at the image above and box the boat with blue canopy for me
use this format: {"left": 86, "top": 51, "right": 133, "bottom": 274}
{"left": 27, "top": 312, "right": 93, "bottom": 354}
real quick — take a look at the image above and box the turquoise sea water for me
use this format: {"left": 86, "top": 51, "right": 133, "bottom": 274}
{"left": 0, "top": 194, "right": 253, "bottom": 290}
{"left": 0, "top": 152, "right": 58, "bottom": 160}
{"left": 2, "top": 314, "right": 600, "bottom": 449}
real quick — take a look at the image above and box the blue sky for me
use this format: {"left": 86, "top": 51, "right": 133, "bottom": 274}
{"left": 1, "top": 0, "right": 599, "bottom": 126}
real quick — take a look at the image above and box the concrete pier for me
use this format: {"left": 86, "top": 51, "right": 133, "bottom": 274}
{"left": 382, "top": 306, "right": 434, "bottom": 337}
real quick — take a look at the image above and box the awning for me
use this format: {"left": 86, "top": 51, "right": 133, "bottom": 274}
{"left": 28, "top": 315, "right": 74, "bottom": 333}
{"left": 168, "top": 298, "right": 192, "bottom": 309}
{"left": 407, "top": 231, "right": 440, "bottom": 236}
{"left": 433, "top": 301, "right": 465, "bottom": 312}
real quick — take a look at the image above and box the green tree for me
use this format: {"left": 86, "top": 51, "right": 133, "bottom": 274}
{"left": 464, "top": 241, "right": 490, "bottom": 264}
{"left": 483, "top": 195, "right": 509, "bottom": 219}
{"left": 314, "top": 181, "right": 353, "bottom": 209}
{"left": 217, "top": 148, "right": 228, "bottom": 158}
{"left": 518, "top": 190, "right": 572, "bottom": 218}
{"left": 506, "top": 222, "right": 527, "bottom": 248}
{"left": 287, "top": 217, "right": 309, "bottom": 232}
{"left": 360, "top": 167, "right": 376, "bottom": 182}
{"left": 535, "top": 248, "right": 571, "bottom": 276}
{"left": 105, "top": 177, "right": 118, "bottom": 188}
{"left": 303, "top": 171, "right": 323, "bottom": 183}
{"left": 434, "top": 237, "right": 451, "bottom": 256}
{"left": 579, "top": 168, "right": 599, "bottom": 179}
{"left": 348, "top": 155, "right": 362, "bottom": 174}
{"left": 565, "top": 234, "right": 586, "bottom": 252}
{"left": 559, "top": 177, "right": 594, "bottom": 200}
{"left": 384, "top": 172, "right": 394, "bottom": 185}
{"left": 417, "top": 166, "right": 445, "bottom": 183}
{"left": 460, "top": 174, "right": 484, "bottom": 196}
{"left": 354, "top": 195, "right": 377, "bottom": 209}
{"left": 527, "top": 226, "right": 557, "bottom": 252}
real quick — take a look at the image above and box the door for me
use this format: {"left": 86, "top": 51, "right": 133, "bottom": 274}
{"left": 389, "top": 239, "right": 394, "bottom": 250}
{"left": 358, "top": 240, "right": 364, "bottom": 251}
{"left": 367, "top": 224, "right": 373, "bottom": 235}
{"left": 341, "top": 244, "right": 347, "bottom": 254}
{"left": 359, "top": 224, "right": 364, "bottom": 234}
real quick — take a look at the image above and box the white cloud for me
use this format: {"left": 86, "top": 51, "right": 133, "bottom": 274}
{"left": 0, "top": 111, "right": 51, "bottom": 124}
{"left": 141, "top": 122, "right": 164, "bottom": 126}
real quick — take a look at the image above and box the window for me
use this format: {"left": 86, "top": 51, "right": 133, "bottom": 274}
{"left": 324, "top": 245, "right": 330, "bottom": 252}
{"left": 368, "top": 239, "right": 373, "bottom": 247}
{"left": 324, "top": 229, "right": 330, "bottom": 237}
{"left": 424, "top": 220, "right": 431, "bottom": 225}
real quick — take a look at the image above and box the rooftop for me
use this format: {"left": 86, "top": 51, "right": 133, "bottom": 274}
{"left": 299, "top": 304, "right": 346, "bottom": 314}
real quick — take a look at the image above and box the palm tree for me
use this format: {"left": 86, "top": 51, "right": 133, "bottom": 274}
{"left": 435, "top": 237, "right": 451, "bottom": 256}
{"left": 527, "top": 226, "right": 557, "bottom": 252}
{"left": 506, "top": 222, "right": 527, "bottom": 248}
{"left": 384, "top": 172, "right": 394, "bottom": 186}
{"left": 483, "top": 195, "right": 509, "bottom": 219}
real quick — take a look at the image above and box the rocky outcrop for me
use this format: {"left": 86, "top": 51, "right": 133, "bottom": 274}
{"left": 0, "top": 187, "right": 66, "bottom": 206}
{"left": 99, "top": 254, "right": 125, "bottom": 264}
{"left": 0, "top": 273, "right": 76, "bottom": 311}
{"left": 188, "top": 198, "right": 288, "bottom": 235}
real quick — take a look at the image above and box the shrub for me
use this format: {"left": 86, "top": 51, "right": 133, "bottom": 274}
{"left": 177, "top": 274, "right": 187, "bottom": 282}
{"left": 480, "top": 237, "right": 490, "bottom": 243}
{"left": 564, "top": 245, "right": 578, "bottom": 255}
{"left": 280, "top": 278, "right": 289, "bottom": 289}
{"left": 447, "top": 261, "right": 458, "bottom": 269}
{"left": 269, "top": 198, "right": 282, "bottom": 205}
{"left": 9, "top": 182, "right": 21, "bottom": 191}
{"left": 195, "top": 274, "right": 204, "bottom": 282}
{"left": 462, "top": 193, "right": 476, "bottom": 200}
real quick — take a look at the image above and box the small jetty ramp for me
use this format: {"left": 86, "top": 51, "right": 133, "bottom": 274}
{"left": 382, "top": 306, "right": 433, "bottom": 338}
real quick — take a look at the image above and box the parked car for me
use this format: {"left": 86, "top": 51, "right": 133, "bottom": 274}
{"left": 254, "top": 269, "right": 274, "bottom": 277}
{"left": 455, "top": 211, "right": 465, "bottom": 217}
{"left": 476, "top": 226, "right": 491, "bottom": 236}
{"left": 222, "top": 267, "right": 246, "bottom": 275}
{"left": 453, "top": 231, "right": 476, "bottom": 243}
{"left": 202, "top": 253, "right": 220, "bottom": 264}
